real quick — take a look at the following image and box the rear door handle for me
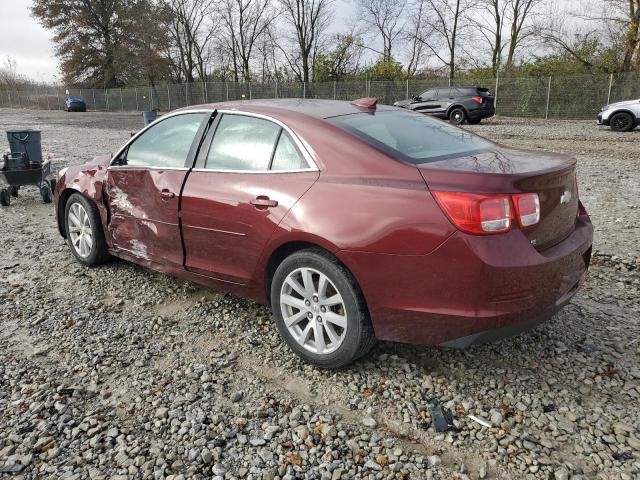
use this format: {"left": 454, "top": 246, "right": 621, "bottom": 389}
{"left": 160, "top": 189, "right": 175, "bottom": 199}
{"left": 250, "top": 196, "right": 278, "bottom": 208}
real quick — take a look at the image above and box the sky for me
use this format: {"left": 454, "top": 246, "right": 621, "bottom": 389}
{"left": 0, "top": 0, "right": 59, "bottom": 82}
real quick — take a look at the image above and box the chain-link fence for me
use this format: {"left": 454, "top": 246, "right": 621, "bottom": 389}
{"left": 1, "top": 72, "right": 639, "bottom": 119}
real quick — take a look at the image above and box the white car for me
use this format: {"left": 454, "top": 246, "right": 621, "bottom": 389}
{"left": 597, "top": 98, "right": 640, "bottom": 132}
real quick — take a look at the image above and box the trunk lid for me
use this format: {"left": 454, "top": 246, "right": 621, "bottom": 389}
{"left": 418, "top": 146, "right": 578, "bottom": 250}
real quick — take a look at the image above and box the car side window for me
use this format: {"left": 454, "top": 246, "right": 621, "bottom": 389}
{"left": 206, "top": 114, "right": 281, "bottom": 171}
{"left": 271, "top": 132, "right": 308, "bottom": 170}
{"left": 419, "top": 89, "right": 435, "bottom": 99}
{"left": 125, "top": 113, "right": 207, "bottom": 168}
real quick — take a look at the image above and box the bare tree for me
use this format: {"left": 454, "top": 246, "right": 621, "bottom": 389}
{"left": 278, "top": 0, "right": 333, "bottom": 82}
{"left": 403, "top": 0, "right": 430, "bottom": 76}
{"left": 414, "top": 0, "right": 472, "bottom": 80}
{"left": 504, "top": 0, "right": 543, "bottom": 68}
{"left": 355, "top": 0, "right": 406, "bottom": 61}
{"left": 166, "top": 0, "right": 218, "bottom": 83}
{"left": 221, "top": 0, "right": 276, "bottom": 82}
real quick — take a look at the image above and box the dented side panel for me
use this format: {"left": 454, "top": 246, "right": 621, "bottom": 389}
{"left": 105, "top": 168, "right": 186, "bottom": 268}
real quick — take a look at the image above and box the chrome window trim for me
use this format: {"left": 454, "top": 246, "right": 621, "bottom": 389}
{"left": 190, "top": 167, "right": 316, "bottom": 174}
{"left": 202, "top": 109, "right": 319, "bottom": 173}
{"left": 107, "top": 165, "right": 190, "bottom": 171}
{"left": 108, "top": 107, "right": 320, "bottom": 174}
{"left": 109, "top": 109, "right": 216, "bottom": 167}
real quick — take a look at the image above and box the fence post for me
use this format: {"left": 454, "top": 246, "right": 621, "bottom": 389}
{"left": 34, "top": 85, "right": 39, "bottom": 109}
{"left": 494, "top": 71, "right": 500, "bottom": 112}
{"left": 406, "top": 79, "right": 409, "bottom": 99}
{"left": 45, "top": 87, "right": 50, "bottom": 110}
{"left": 167, "top": 85, "right": 171, "bottom": 111}
{"left": 249, "top": 83, "right": 252, "bottom": 100}
{"left": 135, "top": 88, "right": 139, "bottom": 111}
{"left": 120, "top": 88, "right": 124, "bottom": 111}
{"left": 333, "top": 81, "right": 336, "bottom": 100}
{"left": 92, "top": 89, "right": 96, "bottom": 111}
{"left": 545, "top": 76, "right": 552, "bottom": 120}
{"left": 105, "top": 89, "right": 109, "bottom": 111}
{"left": 303, "top": 82, "right": 306, "bottom": 99}
{"left": 202, "top": 81, "right": 207, "bottom": 103}
{"left": 149, "top": 86, "right": 153, "bottom": 110}
{"left": 186, "top": 82, "right": 190, "bottom": 106}
{"left": 607, "top": 73, "right": 613, "bottom": 104}
{"left": 275, "top": 81, "right": 278, "bottom": 98}
{"left": 226, "top": 82, "right": 229, "bottom": 101}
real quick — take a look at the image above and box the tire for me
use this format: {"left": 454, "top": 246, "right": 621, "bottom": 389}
{"left": 610, "top": 112, "right": 635, "bottom": 132}
{"left": 40, "top": 183, "right": 52, "bottom": 203}
{"left": 64, "top": 193, "right": 110, "bottom": 266}
{"left": 449, "top": 107, "right": 467, "bottom": 125}
{"left": 49, "top": 178, "right": 57, "bottom": 194}
{"left": 467, "top": 118, "right": 482, "bottom": 125}
{"left": 9, "top": 186, "right": 18, "bottom": 197}
{"left": 0, "top": 189, "right": 10, "bottom": 207}
{"left": 270, "top": 248, "right": 376, "bottom": 368}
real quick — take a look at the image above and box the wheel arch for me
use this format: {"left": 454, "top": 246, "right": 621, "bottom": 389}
{"left": 263, "top": 240, "right": 366, "bottom": 310}
{"left": 609, "top": 109, "right": 637, "bottom": 122}
{"left": 57, "top": 187, "right": 105, "bottom": 238}
{"left": 446, "top": 104, "right": 468, "bottom": 118}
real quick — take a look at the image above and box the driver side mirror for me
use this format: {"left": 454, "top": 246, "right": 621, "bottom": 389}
{"left": 412, "top": 96, "right": 422, "bottom": 102}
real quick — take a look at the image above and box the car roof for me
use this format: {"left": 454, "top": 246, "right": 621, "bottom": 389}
{"left": 179, "top": 98, "right": 397, "bottom": 120}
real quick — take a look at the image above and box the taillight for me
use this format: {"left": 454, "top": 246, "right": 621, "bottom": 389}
{"left": 513, "top": 193, "right": 540, "bottom": 227}
{"left": 433, "top": 191, "right": 541, "bottom": 234}
{"left": 432, "top": 191, "right": 513, "bottom": 234}
{"left": 471, "top": 96, "right": 483, "bottom": 104}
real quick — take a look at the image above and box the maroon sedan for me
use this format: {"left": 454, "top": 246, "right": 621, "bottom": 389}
{"left": 54, "top": 99, "right": 593, "bottom": 368}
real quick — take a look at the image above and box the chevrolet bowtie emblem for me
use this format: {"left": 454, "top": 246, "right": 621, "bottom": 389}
{"left": 560, "top": 190, "right": 572, "bottom": 204}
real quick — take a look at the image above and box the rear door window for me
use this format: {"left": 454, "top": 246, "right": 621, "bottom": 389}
{"left": 329, "top": 110, "right": 491, "bottom": 164}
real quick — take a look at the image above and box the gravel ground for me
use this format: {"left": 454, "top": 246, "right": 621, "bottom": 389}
{"left": 0, "top": 109, "right": 638, "bottom": 480}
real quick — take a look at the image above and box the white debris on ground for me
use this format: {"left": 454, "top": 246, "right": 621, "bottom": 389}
{"left": 0, "top": 109, "right": 638, "bottom": 479}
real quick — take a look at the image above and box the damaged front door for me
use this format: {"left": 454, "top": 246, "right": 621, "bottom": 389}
{"left": 105, "top": 112, "right": 210, "bottom": 269}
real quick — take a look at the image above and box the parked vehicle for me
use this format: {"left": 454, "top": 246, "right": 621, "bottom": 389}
{"left": 64, "top": 97, "right": 87, "bottom": 112}
{"left": 394, "top": 86, "right": 495, "bottom": 125}
{"left": 597, "top": 98, "right": 639, "bottom": 131}
{"left": 54, "top": 98, "right": 592, "bottom": 368}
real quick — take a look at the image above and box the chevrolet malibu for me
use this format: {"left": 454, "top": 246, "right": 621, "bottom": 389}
{"left": 54, "top": 98, "right": 593, "bottom": 368}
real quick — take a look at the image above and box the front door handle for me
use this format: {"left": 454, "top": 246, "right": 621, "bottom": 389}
{"left": 250, "top": 196, "right": 278, "bottom": 209}
{"left": 160, "top": 189, "right": 175, "bottom": 199}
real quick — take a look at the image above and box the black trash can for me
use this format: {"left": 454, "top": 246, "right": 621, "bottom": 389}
{"left": 142, "top": 111, "right": 158, "bottom": 126}
{"left": 6, "top": 129, "right": 43, "bottom": 163}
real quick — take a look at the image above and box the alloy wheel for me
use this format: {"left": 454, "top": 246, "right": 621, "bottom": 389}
{"left": 612, "top": 115, "right": 631, "bottom": 130}
{"left": 68, "top": 202, "right": 93, "bottom": 258}
{"left": 280, "top": 267, "right": 348, "bottom": 355}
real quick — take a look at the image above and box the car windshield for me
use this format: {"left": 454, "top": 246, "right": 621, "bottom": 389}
{"left": 328, "top": 110, "right": 492, "bottom": 164}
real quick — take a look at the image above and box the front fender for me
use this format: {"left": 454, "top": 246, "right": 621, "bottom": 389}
{"left": 54, "top": 162, "right": 110, "bottom": 239}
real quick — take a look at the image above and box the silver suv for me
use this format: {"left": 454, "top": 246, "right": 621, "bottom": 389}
{"left": 597, "top": 98, "right": 640, "bottom": 132}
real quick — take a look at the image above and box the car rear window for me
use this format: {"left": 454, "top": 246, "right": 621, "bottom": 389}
{"left": 328, "top": 110, "right": 491, "bottom": 163}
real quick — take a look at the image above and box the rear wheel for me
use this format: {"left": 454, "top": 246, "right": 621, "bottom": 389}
{"left": 64, "top": 193, "right": 110, "bottom": 266}
{"left": 449, "top": 107, "right": 467, "bottom": 125}
{"left": 0, "top": 189, "right": 10, "bottom": 207}
{"left": 610, "top": 112, "right": 635, "bottom": 132}
{"left": 271, "top": 248, "right": 376, "bottom": 368}
{"left": 9, "top": 186, "right": 18, "bottom": 197}
{"left": 40, "top": 183, "right": 52, "bottom": 203}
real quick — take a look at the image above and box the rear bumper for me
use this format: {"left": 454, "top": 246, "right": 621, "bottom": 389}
{"left": 467, "top": 106, "right": 495, "bottom": 120}
{"left": 340, "top": 213, "right": 593, "bottom": 346}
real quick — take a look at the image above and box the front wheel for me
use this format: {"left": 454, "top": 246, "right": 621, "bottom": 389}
{"left": 64, "top": 193, "right": 110, "bottom": 266}
{"left": 0, "top": 189, "right": 10, "bottom": 207}
{"left": 449, "top": 107, "right": 467, "bottom": 125}
{"left": 610, "top": 112, "right": 635, "bottom": 132}
{"left": 271, "top": 248, "right": 376, "bottom": 368}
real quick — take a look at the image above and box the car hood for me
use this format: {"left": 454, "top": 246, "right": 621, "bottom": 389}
{"left": 393, "top": 99, "right": 413, "bottom": 108}
{"left": 603, "top": 99, "right": 640, "bottom": 110}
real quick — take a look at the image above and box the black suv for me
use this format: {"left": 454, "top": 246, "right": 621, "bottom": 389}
{"left": 394, "top": 86, "right": 495, "bottom": 125}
